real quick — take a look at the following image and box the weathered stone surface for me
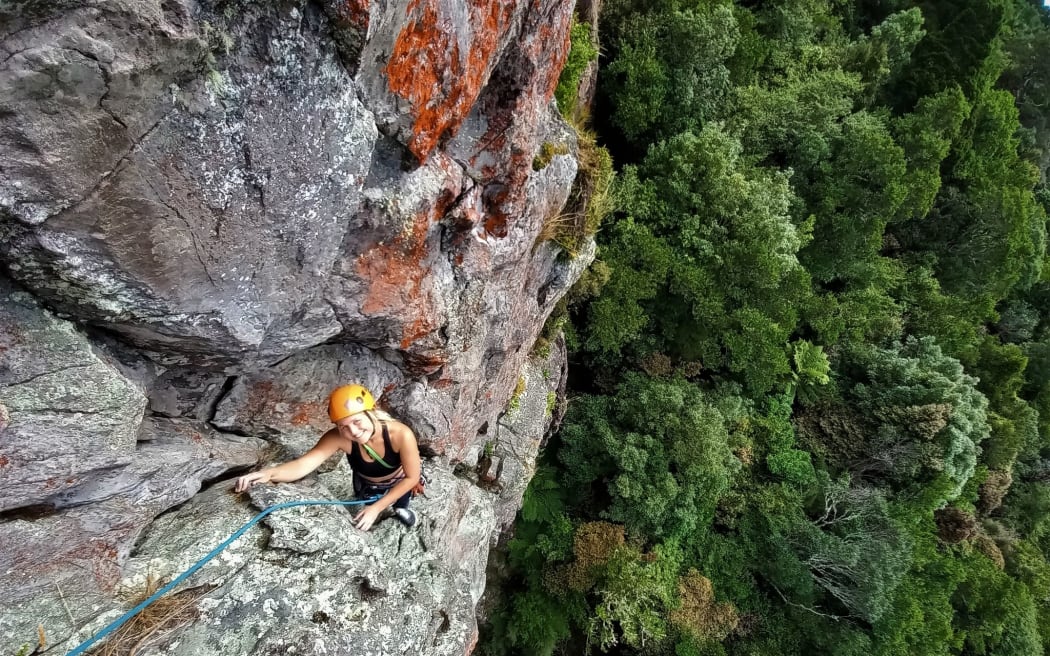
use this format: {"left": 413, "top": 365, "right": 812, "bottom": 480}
{"left": 68, "top": 469, "right": 493, "bottom": 656}
{"left": 1, "top": 0, "right": 375, "bottom": 363}
{"left": 1, "top": 0, "right": 583, "bottom": 456}
{"left": 472, "top": 337, "right": 570, "bottom": 628}
{"left": 454, "top": 333, "right": 569, "bottom": 536}
{"left": 444, "top": 0, "right": 574, "bottom": 241}
{"left": 489, "top": 334, "right": 569, "bottom": 533}
{"left": 0, "top": 417, "right": 266, "bottom": 649}
{"left": 355, "top": 0, "right": 526, "bottom": 164}
{"left": 574, "top": 0, "right": 603, "bottom": 116}
{"left": 0, "top": 0, "right": 588, "bottom": 652}
{"left": 147, "top": 368, "right": 230, "bottom": 421}
{"left": 320, "top": 0, "right": 372, "bottom": 67}
{"left": 327, "top": 147, "right": 465, "bottom": 371}
{"left": 211, "top": 343, "right": 404, "bottom": 447}
{"left": 0, "top": 277, "right": 146, "bottom": 511}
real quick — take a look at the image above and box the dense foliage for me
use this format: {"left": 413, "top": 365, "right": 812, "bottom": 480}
{"left": 482, "top": 1, "right": 1050, "bottom": 654}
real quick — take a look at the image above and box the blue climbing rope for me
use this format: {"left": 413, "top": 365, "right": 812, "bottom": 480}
{"left": 65, "top": 495, "right": 380, "bottom": 656}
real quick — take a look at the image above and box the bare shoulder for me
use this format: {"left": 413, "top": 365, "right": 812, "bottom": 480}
{"left": 386, "top": 419, "right": 417, "bottom": 448}
{"left": 318, "top": 427, "right": 348, "bottom": 452}
{"left": 320, "top": 427, "right": 340, "bottom": 441}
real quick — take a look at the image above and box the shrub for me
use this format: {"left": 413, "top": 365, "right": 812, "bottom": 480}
{"left": 555, "top": 19, "right": 598, "bottom": 117}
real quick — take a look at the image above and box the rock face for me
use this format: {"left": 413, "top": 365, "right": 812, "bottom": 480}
{"left": 0, "top": 278, "right": 147, "bottom": 512}
{"left": 96, "top": 472, "right": 494, "bottom": 656}
{"left": 0, "top": 0, "right": 588, "bottom": 653}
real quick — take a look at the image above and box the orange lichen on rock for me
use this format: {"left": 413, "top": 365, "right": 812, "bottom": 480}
{"left": 82, "top": 526, "right": 134, "bottom": 589}
{"left": 290, "top": 402, "right": 324, "bottom": 426}
{"left": 356, "top": 210, "right": 436, "bottom": 346}
{"left": 485, "top": 145, "right": 535, "bottom": 238}
{"left": 482, "top": 187, "right": 512, "bottom": 238}
{"left": 344, "top": 0, "right": 370, "bottom": 28}
{"left": 465, "top": 0, "right": 573, "bottom": 239}
{"left": 531, "top": 1, "right": 572, "bottom": 102}
{"left": 240, "top": 380, "right": 278, "bottom": 420}
{"left": 326, "top": 0, "right": 370, "bottom": 29}
{"left": 238, "top": 380, "right": 323, "bottom": 428}
{"left": 356, "top": 187, "right": 457, "bottom": 353}
{"left": 401, "top": 315, "right": 435, "bottom": 350}
{"left": 384, "top": 0, "right": 515, "bottom": 163}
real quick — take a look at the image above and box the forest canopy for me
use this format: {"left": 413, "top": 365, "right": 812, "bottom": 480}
{"left": 482, "top": 1, "right": 1050, "bottom": 655}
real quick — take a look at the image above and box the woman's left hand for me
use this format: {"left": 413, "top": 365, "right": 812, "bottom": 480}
{"left": 354, "top": 505, "right": 383, "bottom": 531}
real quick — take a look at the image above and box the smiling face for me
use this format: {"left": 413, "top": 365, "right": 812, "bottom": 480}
{"left": 336, "top": 412, "right": 374, "bottom": 443}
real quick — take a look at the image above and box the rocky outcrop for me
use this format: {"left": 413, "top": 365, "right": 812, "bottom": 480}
{"left": 84, "top": 472, "right": 494, "bottom": 656}
{"left": 0, "top": 278, "right": 147, "bottom": 512}
{"left": 0, "top": 0, "right": 588, "bottom": 653}
{"left": 1, "top": 0, "right": 580, "bottom": 457}
{"left": 0, "top": 281, "right": 570, "bottom": 653}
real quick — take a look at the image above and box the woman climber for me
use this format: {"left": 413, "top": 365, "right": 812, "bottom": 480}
{"left": 234, "top": 384, "right": 422, "bottom": 530}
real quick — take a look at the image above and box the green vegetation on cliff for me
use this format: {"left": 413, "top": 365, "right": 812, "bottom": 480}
{"left": 483, "top": 1, "right": 1050, "bottom": 654}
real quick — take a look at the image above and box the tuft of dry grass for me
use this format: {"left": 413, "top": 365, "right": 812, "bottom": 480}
{"left": 536, "top": 109, "right": 615, "bottom": 257}
{"left": 570, "top": 112, "right": 615, "bottom": 237}
{"left": 87, "top": 574, "right": 211, "bottom": 656}
{"left": 536, "top": 211, "right": 584, "bottom": 251}
{"left": 533, "top": 141, "right": 572, "bottom": 171}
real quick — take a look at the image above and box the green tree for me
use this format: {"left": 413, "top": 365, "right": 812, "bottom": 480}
{"left": 892, "top": 260, "right": 993, "bottom": 356}
{"left": 1004, "top": 539, "right": 1050, "bottom": 652}
{"left": 584, "top": 541, "right": 678, "bottom": 650}
{"left": 1000, "top": 0, "right": 1050, "bottom": 176}
{"left": 996, "top": 298, "right": 1041, "bottom": 343}
{"left": 558, "top": 373, "right": 739, "bottom": 539}
{"left": 889, "top": 0, "right": 1010, "bottom": 110}
{"left": 791, "top": 339, "right": 833, "bottom": 404}
{"left": 487, "top": 1, "right": 1050, "bottom": 654}
{"left": 584, "top": 124, "right": 812, "bottom": 392}
{"left": 839, "top": 337, "right": 991, "bottom": 503}
{"left": 890, "top": 86, "right": 970, "bottom": 221}
{"left": 583, "top": 217, "right": 674, "bottom": 358}
{"left": 789, "top": 478, "right": 911, "bottom": 622}
{"left": 732, "top": 68, "right": 862, "bottom": 169}
{"left": 798, "top": 111, "right": 907, "bottom": 286}
{"left": 898, "top": 88, "right": 1047, "bottom": 301}
{"left": 952, "top": 550, "right": 1044, "bottom": 656}
{"left": 969, "top": 335, "right": 1037, "bottom": 470}
{"left": 601, "top": 1, "right": 740, "bottom": 151}
{"left": 1022, "top": 337, "right": 1050, "bottom": 449}
{"left": 757, "top": 391, "right": 818, "bottom": 487}
{"left": 845, "top": 8, "right": 926, "bottom": 100}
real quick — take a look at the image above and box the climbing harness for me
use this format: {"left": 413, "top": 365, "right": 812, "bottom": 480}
{"left": 65, "top": 495, "right": 380, "bottom": 656}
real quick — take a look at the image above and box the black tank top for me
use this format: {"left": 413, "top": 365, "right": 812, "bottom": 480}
{"left": 347, "top": 421, "right": 402, "bottom": 478}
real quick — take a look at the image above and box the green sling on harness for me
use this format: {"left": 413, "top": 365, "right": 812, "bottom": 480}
{"left": 358, "top": 421, "right": 426, "bottom": 496}
{"left": 362, "top": 442, "right": 394, "bottom": 469}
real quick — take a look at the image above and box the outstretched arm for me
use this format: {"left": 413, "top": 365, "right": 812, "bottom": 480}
{"left": 234, "top": 431, "right": 343, "bottom": 492}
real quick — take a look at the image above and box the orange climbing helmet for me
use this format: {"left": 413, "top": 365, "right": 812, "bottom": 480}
{"left": 328, "top": 384, "right": 376, "bottom": 422}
